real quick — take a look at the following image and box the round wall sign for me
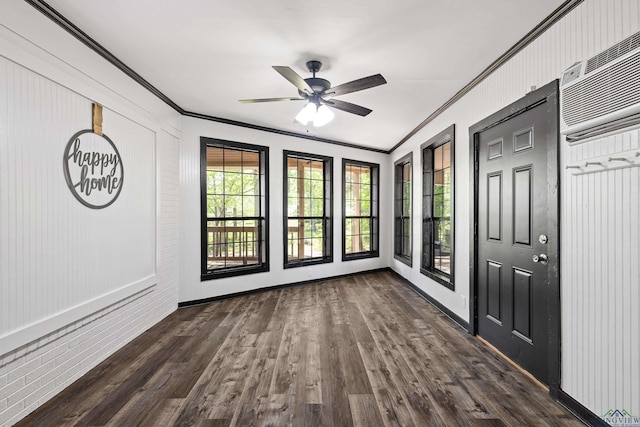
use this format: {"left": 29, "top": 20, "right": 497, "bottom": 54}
{"left": 63, "top": 130, "right": 124, "bottom": 209}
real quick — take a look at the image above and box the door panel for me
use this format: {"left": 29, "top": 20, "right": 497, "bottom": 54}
{"left": 474, "top": 85, "right": 559, "bottom": 386}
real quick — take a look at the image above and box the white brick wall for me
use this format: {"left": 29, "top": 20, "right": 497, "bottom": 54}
{"left": 0, "top": 286, "right": 168, "bottom": 425}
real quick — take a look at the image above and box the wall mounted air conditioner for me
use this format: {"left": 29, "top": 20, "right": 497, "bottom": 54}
{"left": 560, "top": 30, "right": 640, "bottom": 143}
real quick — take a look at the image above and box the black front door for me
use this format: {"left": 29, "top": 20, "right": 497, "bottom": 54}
{"left": 471, "top": 81, "right": 559, "bottom": 387}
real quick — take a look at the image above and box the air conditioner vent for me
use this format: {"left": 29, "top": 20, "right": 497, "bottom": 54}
{"left": 585, "top": 31, "right": 640, "bottom": 74}
{"left": 563, "top": 51, "right": 640, "bottom": 126}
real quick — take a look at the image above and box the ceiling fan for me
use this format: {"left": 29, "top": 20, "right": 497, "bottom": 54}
{"left": 239, "top": 60, "right": 387, "bottom": 126}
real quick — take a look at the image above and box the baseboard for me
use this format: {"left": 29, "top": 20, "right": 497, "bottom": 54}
{"left": 178, "top": 267, "right": 389, "bottom": 307}
{"left": 558, "top": 390, "right": 609, "bottom": 426}
{"left": 387, "top": 269, "right": 470, "bottom": 331}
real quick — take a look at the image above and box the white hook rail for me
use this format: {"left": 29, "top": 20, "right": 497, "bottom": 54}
{"left": 565, "top": 150, "right": 640, "bottom": 175}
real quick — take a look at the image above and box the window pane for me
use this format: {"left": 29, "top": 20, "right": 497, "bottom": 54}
{"left": 361, "top": 235, "right": 371, "bottom": 252}
{"left": 206, "top": 219, "right": 262, "bottom": 271}
{"left": 287, "top": 197, "right": 298, "bottom": 216}
{"left": 243, "top": 174, "right": 259, "bottom": 195}
{"left": 360, "top": 199, "right": 371, "bottom": 216}
{"left": 360, "top": 218, "right": 371, "bottom": 234}
{"left": 312, "top": 198, "right": 323, "bottom": 217}
{"left": 304, "top": 197, "right": 312, "bottom": 217}
{"left": 207, "top": 147, "right": 225, "bottom": 171}
{"left": 442, "top": 142, "right": 451, "bottom": 169}
{"left": 434, "top": 145, "right": 443, "bottom": 170}
{"left": 242, "top": 195, "right": 257, "bottom": 217}
{"left": 345, "top": 218, "right": 353, "bottom": 235}
{"left": 209, "top": 170, "right": 224, "bottom": 195}
{"left": 287, "top": 158, "right": 298, "bottom": 177}
{"left": 224, "top": 195, "right": 241, "bottom": 217}
{"left": 242, "top": 151, "right": 259, "bottom": 174}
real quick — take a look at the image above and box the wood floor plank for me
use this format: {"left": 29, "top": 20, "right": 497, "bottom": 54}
{"left": 134, "top": 397, "right": 185, "bottom": 427}
{"left": 319, "top": 304, "right": 354, "bottom": 427}
{"left": 75, "top": 335, "right": 189, "bottom": 426}
{"left": 363, "top": 319, "right": 451, "bottom": 426}
{"left": 16, "top": 272, "right": 584, "bottom": 427}
{"left": 349, "top": 394, "right": 386, "bottom": 427}
{"left": 358, "top": 340, "right": 421, "bottom": 427}
{"left": 231, "top": 358, "right": 277, "bottom": 426}
{"left": 304, "top": 304, "right": 322, "bottom": 405}
{"left": 335, "top": 324, "right": 373, "bottom": 395}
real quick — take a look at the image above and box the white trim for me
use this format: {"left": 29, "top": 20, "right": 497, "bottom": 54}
{"left": 0, "top": 275, "right": 157, "bottom": 356}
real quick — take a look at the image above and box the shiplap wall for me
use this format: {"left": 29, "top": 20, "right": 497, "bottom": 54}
{"left": 562, "top": 132, "right": 640, "bottom": 415}
{"left": 0, "top": 1, "right": 181, "bottom": 423}
{"left": 391, "top": 0, "right": 639, "bottom": 418}
{"left": 0, "top": 56, "right": 156, "bottom": 347}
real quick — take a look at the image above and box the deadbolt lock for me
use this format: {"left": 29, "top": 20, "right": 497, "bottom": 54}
{"left": 539, "top": 234, "right": 548, "bottom": 244}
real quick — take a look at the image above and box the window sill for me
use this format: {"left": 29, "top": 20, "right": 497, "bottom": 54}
{"left": 394, "top": 254, "right": 412, "bottom": 267}
{"left": 284, "top": 257, "right": 333, "bottom": 269}
{"left": 420, "top": 267, "right": 454, "bottom": 291}
{"left": 342, "top": 252, "right": 379, "bottom": 262}
{"left": 201, "top": 264, "right": 269, "bottom": 281}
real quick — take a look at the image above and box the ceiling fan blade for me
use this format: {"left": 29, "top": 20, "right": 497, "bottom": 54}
{"left": 324, "top": 99, "right": 372, "bottom": 116}
{"left": 272, "top": 66, "right": 314, "bottom": 95}
{"left": 325, "top": 74, "right": 387, "bottom": 97}
{"left": 239, "top": 97, "right": 305, "bottom": 103}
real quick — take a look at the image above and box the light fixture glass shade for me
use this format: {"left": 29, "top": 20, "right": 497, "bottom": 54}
{"left": 313, "top": 104, "right": 335, "bottom": 127}
{"left": 295, "top": 103, "right": 335, "bottom": 127}
{"left": 295, "top": 103, "right": 317, "bottom": 125}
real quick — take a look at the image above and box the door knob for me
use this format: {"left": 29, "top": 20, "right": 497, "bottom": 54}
{"left": 532, "top": 253, "right": 548, "bottom": 264}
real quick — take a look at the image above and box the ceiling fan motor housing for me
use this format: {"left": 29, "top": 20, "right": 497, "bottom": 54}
{"left": 299, "top": 77, "right": 331, "bottom": 97}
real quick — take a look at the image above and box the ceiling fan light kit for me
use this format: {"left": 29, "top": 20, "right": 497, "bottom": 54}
{"left": 295, "top": 103, "right": 335, "bottom": 127}
{"left": 240, "top": 60, "right": 386, "bottom": 127}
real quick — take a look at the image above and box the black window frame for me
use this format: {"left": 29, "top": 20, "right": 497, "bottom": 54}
{"left": 421, "top": 125, "right": 455, "bottom": 290}
{"left": 394, "top": 152, "right": 413, "bottom": 266}
{"left": 200, "top": 137, "right": 269, "bottom": 281}
{"left": 283, "top": 150, "right": 333, "bottom": 269}
{"left": 342, "top": 159, "right": 380, "bottom": 261}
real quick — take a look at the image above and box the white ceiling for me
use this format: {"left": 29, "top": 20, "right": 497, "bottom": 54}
{"left": 44, "top": 0, "right": 565, "bottom": 151}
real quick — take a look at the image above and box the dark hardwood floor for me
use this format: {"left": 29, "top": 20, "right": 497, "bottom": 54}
{"left": 17, "top": 271, "right": 583, "bottom": 426}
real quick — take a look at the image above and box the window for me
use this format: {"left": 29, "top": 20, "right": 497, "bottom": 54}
{"left": 342, "top": 159, "right": 379, "bottom": 261}
{"left": 394, "top": 153, "right": 412, "bottom": 266}
{"left": 421, "top": 125, "right": 454, "bottom": 289}
{"left": 201, "top": 138, "right": 268, "bottom": 280}
{"left": 284, "top": 151, "right": 333, "bottom": 268}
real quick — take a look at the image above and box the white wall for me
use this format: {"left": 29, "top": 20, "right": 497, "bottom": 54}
{"left": 179, "top": 116, "right": 390, "bottom": 303}
{"left": 0, "top": 1, "right": 181, "bottom": 424}
{"left": 390, "top": 0, "right": 639, "bottom": 418}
